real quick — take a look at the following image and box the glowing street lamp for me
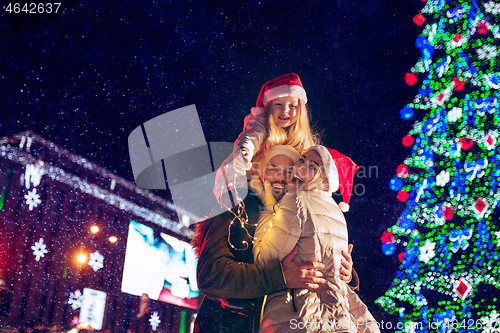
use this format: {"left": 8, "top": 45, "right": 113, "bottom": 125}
{"left": 90, "top": 225, "right": 99, "bottom": 234}
{"left": 108, "top": 236, "right": 117, "bottom": 243}
{"left": 77, "top": 253, "right": 87, "bottom": 264}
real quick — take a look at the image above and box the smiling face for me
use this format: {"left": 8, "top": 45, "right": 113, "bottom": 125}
{"left": 288, "top": 150, "right": 324, "bottom": 192}
{"left": 263, "top": 154, "right": 294, "bottom": 201}
{"left": 269, "top": 96, "right": 300, "bottom": 128}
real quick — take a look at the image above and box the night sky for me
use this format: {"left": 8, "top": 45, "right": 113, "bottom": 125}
{"left": 2, "top": 0, "right": 429, "bottom": 315}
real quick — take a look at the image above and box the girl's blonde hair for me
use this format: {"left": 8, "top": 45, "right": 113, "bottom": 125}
{"left": 252, "top": 98, "right": 319, "bottom": 177}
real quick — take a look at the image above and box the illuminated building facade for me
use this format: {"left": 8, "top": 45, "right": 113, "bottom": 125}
{"left": 0, "top": 131, "right": 198, "bottom": 333}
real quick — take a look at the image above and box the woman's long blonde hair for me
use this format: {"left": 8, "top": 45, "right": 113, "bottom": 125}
{"left": 252, "top": 98, "right": 319, "bottom": 176}
{"left": 302, "top": 149, "right": 329, "bottom": 192}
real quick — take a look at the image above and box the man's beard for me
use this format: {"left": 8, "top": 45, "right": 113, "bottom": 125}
{"left": 271, "top": 181, "right": 288, "bottom": 201}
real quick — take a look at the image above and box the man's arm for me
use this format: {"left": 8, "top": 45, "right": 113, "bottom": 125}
{"left": 196, "top": 209, "right": 327, "bottom": 300}
{"left": 196, "top": 211, "right": 286, "bottom": 300}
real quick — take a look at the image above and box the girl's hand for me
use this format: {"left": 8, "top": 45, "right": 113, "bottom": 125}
{"left": 233, "top": 148, "right": 251, "bottom": 176}
{"left": 286, "top": 179, "right": 298, "bottom": 193}
{"left": 249, "top": 175, "right": 265, "bottom": 198}
{"left": 261, "top": 180, "right": 277, "bottom": 208}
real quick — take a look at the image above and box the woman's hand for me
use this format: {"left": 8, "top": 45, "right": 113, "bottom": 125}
{"left": 340, "top": 244, "right": 354, "bottom": 283}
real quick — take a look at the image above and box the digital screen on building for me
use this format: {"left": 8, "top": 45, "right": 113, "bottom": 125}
{"left": 121, "top": 220, "right": 199, "bottom": 309}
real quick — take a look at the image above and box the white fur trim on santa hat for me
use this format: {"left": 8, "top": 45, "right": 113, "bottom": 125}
{"left": 265, "top": 145, "right": 301, "bottom": 165}
{"left": 338, "top": 202, "right": 350, "bottom": 212}
{"left": 263, "top": 84, "right": 307, "bottom": 105}
{"left": 251, "top": 107, "right": 264, "bottom": 117}
{"left": 307, "top": 145, "right": 339, "bottom": 193}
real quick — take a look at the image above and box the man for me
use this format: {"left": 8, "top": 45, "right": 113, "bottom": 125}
{"left": 193, "top": 145, "right": 356, "bottom": 333}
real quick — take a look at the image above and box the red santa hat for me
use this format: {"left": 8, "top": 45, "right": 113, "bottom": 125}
{"left": 251, "top": 73, "right": 308, "bottom": 116}
{"left": 308, "top": 146, "right": 359, "bottom": 212}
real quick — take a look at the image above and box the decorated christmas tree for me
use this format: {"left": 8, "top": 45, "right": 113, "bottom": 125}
{"left": 376, "top": 0, "right": 500, "bottom": 331}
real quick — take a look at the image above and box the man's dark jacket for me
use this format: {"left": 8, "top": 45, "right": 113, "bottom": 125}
{"left": 192, "top": 194, "right": 286, "bottom": 333}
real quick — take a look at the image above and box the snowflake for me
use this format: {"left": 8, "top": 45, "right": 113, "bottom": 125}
{"left": 419, "top": 239, "right": 436, "bottom": 263}
{"left": 68, "top": 290, "right": 83, "bottom": 310}
{"left": 477, "top": 45, "right": 498, "bottom": 60}
{"left": 436, "top": 170, "right": 450, "bottom": 187}
{"left": 495, "top": 231, "right": 500, "bottom": 247}
{"left": 479, "top": 310, "right": 500, "bottom": 333}
{"left": 484, "top": 1, "right": 500, "bottom": 14}
{"left": 31, "top": 238, "right": 48, "bottom": 261}
{"left": 88, "top": 251, "right": 104, "bottom": 271}
{"left": 149, "top": 311, "right": 161, "bottom": 331}
{"left": 447, "top": 107, "right": 462, "bottom": 122}
{"left": 24, "top": 188, "right": 41, "bottom": 211}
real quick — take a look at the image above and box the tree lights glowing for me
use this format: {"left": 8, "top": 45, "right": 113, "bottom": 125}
{"left": 376, "top": 0, "right": 500, "bottom": 331}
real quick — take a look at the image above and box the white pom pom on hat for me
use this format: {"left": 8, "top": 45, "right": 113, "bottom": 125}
{"left": 308, "top": 146, "right": 359, "bottom": 212}
{"left": 251, "top": 107, "right": 264, "bottom": 117}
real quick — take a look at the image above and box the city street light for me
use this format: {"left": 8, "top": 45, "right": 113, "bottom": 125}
{"left": 77, "top": 253, "right": 87, "bottom": 264}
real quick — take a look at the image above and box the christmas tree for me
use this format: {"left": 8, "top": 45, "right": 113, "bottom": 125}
{"left": 376, "top": 0, "right": 500, "bottom": 332}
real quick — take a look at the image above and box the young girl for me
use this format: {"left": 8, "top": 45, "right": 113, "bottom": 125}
{"left": 213, "top": 73, "right": 318, "bottom": 203}
{"left": 253, "top": 146, "right": 377, "bottom": 333}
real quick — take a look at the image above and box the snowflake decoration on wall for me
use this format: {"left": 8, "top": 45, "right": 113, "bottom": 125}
{"left": 68, "top": 290, "right": 83, "bottom": 310}
{"left": 24, "top": 188, "right": 41, "bottom": 211}
{"left": 479, "top": 310, "right": 500, "bottom": 333}
{"left": 88, "top": 251, "right": 104, "bottom": 271}
{"left": 31, "top": 238, "right": 48, "bottom": 261}
{"left": 149, "top": 311, "right": 161, "bottom": 331}
{"left": 419, "top": 239, "right": 436, "bottom": 263}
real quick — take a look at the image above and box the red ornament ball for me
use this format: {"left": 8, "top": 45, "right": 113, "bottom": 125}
{"left": 402, "top": 135, "right": 415, "bottom": 147}
{"left": 453, "top": 33, "right": 462, "bottom": 43}
{"left": 404, "top": 73, "right": 418, "bottom": 85}
{"left": 452, "top": 77, "right": 465, "bottom": 91}
{"left": 413, "top": 14, "right": 426, "bottom": 26}
{"left": 477, "top": 22, "right": 489, "bottom": 34}
{"left": 443, "top": 206, "right": 454, "bottom": 220}
{"left": 396, "top": 164, "right": 409, "bottom": 178}
{"left": 398, "top": 252, "right": 406, "bottom": 263}
{"left": 397, "top": 190, "right": 410, "bottom": 202}
{"left": 380, "top": 231, "right": 395, "bottom": 244}
{"left": 459, "top": 136, "right": 474, "bottom": 150}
